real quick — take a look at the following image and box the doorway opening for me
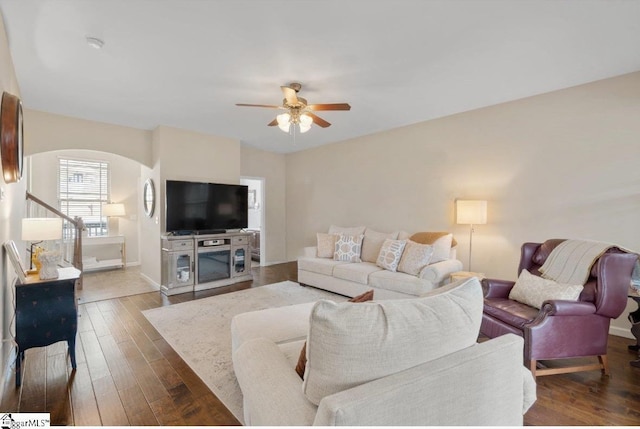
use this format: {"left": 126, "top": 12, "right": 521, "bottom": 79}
{"left": 240, "top": 177, "right": 264, "bottom": 267}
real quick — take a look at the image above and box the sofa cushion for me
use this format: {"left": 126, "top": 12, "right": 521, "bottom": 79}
{"left": 376, "top": 239, "right": 407, "bottom": 272}
{"left": 333, "top": 262, "right": 382, "bottom": 285}
{"left": 508, "top": 269, "right": 583, "bottom": 309}
{"left": 302, "top": 277, "right": 483, "bottom": 405}
{"left": 328, "top": 225, "right": 366, "bottom": 236}
{"left": 398, "top": 240, "right": 434, "bottom": 275}
{"left": 296, "top": 290, "right": 374, "bottom": 378}
{"left": 298, "top": 257, "right": 348, "bottom": 276}
{"left": 334, "top": 234, "right": 364, "bottom": 262}
{"left": 316, "top": 233, "right": 338, "bottom": 258}
{"left": 368, "top": 269, "right": 435, "bottom": 296}
{"left": 361, "top": 229, "right": 399, "bottom": 263}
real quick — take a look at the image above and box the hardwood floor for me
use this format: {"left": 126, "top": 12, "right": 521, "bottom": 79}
{"left": 1, "top": 261, "right": 640, "bottom": 425}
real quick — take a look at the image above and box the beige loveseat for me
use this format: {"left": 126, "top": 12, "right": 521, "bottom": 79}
{"left": 298, "top": 226, "right": 464, "bottom": 299}
{"left": 231, "top": 278, "right": 536, "bottom": 426}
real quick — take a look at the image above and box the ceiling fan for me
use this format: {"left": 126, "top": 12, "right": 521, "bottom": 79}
{"left": 236, "top": 83, "right": 351, "bottom": 134}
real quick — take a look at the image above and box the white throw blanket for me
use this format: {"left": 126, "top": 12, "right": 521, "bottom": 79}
{"left": 539, "top": 239, "right": 640, "bottom": 288}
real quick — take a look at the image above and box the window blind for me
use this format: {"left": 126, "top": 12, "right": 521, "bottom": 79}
{"left": 59, "top": 158, "right": 110, "bottom": 237}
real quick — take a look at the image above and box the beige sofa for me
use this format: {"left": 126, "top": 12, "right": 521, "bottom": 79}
{"left": 298, "top": 227, "right": 463, "bottom": 299}
{"left": 231, "top": 277, "right": 536, "bottom": 426}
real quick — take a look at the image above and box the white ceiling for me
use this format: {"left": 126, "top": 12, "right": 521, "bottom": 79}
{"left": 1, "top": 0, "right": 639, "bottom": 154}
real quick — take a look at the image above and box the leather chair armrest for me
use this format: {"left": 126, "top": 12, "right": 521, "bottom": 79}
{"left": 481, "top": 278, "right": 515, "bottom": 299}
{"left": 538, "top": 300, "right": 597, "bottom": 317}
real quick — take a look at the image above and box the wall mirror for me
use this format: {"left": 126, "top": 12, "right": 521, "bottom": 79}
{"left": 1, "top": 91, "right": 24, "bottom": 183}
{"left": 143, "top": 179, "right": 155, "bottom": 218}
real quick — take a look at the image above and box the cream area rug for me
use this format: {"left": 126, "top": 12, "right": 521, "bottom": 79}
{"left": 142, "top": 281, "right": 342, "bottom": 422}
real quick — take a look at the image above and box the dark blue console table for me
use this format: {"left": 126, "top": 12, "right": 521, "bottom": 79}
{"left": 15, "top": 267, "right": 81, "bottom": 387}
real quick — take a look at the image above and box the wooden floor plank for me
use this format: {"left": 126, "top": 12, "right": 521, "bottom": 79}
{"left": 116, "top": 339, "right": 170, "bottom": 404}
{"left": 68, "top": 362, "right": 101, "bottom": 426}
{"left": 100, "top": 309, "right": 131, "bottom": 344}
{"left": 96, "top": 334, "right": 137, "bottom": 391}
{"left": 18, "top": 348, "right": 46, "bottom": 412}
{"left": 84, "top": 302, "right": 111, "bottom": 338}
{"left": 91, "top": 375, "right": 129, "bottom": 425}
{"left": 118, "top": 383, "right": 160, "bottom": 426}
{"left": 45, "top": 353, "right": 73, "bottom": 425}
{"left": 116, "top": 298, "right": 164, "bottom": 362}
{"left": 79, "top": 331, "right": 111, "bottom": 381}
{"left": 0, "top": 350, "right": 20, "bottom": 412}
{"left": 148, "top": 395, "right": 185, "bottom": 426}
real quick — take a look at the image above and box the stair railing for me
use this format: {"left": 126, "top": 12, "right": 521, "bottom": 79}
{"left": 25, "top": 192, "right": 84, "bottom": 289}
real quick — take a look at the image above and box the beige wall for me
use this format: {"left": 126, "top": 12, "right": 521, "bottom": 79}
{"left": 0, "top": 10, "right": 24, "bottom": 400}
{"left": 28, "top": 150, "right": 142, "bottom": 265}
{"left": 241, "top": 146, "right": 287, "bottom": 264}
{"left": 25, "top": 109, "right": 152, "bottom": 166}
{"left": 140, "top": 125, "right": 242, "bottom": 285}
{"left": 285, "top": 72, "right": 640, "bottom": 336}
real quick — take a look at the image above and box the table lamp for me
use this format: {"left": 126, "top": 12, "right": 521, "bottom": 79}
{"left": 103, "top": 203, "right": 126, "bottom": 235}
{"left": 455, "top": 200, "right": 487, "bottom": 271}
{"left": 21, "top": 217, "right": 63, "bottom": 279}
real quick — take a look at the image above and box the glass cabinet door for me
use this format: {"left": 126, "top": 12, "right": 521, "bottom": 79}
{"left": 175, "top": 252, "right": 192, "bottom": 284}
{"left": 233, "top": 247, "right": 246, "bottom": 275}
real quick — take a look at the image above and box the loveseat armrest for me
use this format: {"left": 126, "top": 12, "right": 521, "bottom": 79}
{"left": 419, "top": 259, "right": 464, "bottom": 284}
{"left": 482, "top": 278, "right": 515, "bottom": 299}
{"left": 233, "top": 338, "right": 317, "bottom": 426}
{"left": 313, "top": 334, "right": 535, "bottom": 426}
{"left": 302, "top": 246, "right": 318, "bottom": 258}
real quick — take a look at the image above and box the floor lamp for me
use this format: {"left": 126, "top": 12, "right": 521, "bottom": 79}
{"left": 456, "top": 200, "right": 487, "bottom": 272}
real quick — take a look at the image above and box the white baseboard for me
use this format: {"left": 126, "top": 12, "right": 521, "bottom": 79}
{"left": 609, "top": 325, "right": 634, "bottom": 340}
{"left": 140, "top": 272, "right": 160, "bottom": 288}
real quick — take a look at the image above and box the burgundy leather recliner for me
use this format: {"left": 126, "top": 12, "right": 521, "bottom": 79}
{"left": 481, "top": 239, "right": 638, "bottom": 378}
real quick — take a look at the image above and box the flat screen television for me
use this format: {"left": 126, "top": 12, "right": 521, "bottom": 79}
{"left": 165, "top": 180, "right": 248, "bottom": 233}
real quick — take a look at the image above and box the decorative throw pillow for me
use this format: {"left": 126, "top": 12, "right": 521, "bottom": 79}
{"left": 333, "top": 234, "right": 364, "bottom": 262}
{"left": 397, "top": 240, "right": 434, "bottom": 276}
{"left": 302, "top": 277, "right": 483, "bottom": 405}
{"left": 360, "top": 229, "right": 399, "bottom": 263}
{"left": 410, "top": 231, "right": 458, "bottom": 248}
{"left": 295, "top": 290, "right": 375, "bottom": 379}
{"left": 508, "top": 269, "right": 583, "bottom": 309}
{"left": 316, "top": 233, "right": 338, "bottom": 258}
{"left": 376, "top": 239, "right": 407, "bottom": 272}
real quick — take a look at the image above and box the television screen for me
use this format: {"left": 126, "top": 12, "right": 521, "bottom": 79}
{"left": 165, "top": 180, "right": 248, "bottom": 233}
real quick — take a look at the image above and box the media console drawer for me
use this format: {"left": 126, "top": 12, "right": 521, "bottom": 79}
{"left": 232, "top": 235, "right": 249, "bottom": 245}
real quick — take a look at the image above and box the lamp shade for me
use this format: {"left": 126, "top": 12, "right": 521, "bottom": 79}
{"left": 21, "top": 218, "right": 63, "bottom": 241}
{"left": 103, "top": 203, "right": 126, "bottom": 217}
{"left": 456, "top": 200, "right": 487, "bottom": 225}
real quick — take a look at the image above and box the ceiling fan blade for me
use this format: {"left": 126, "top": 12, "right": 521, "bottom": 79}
{"left": 307, "top": 103, "right": 351, "bottom": 111}
{"left": 281, "top": 86, "right": 299, "bottom": 105}
{"left": 267, "top": 118, "right": 278, "bottom": 126}
{"left": 307, "top": 112, "right": 331, "bottom": 128}
{"left": 236, "top": 103, "right": 281, "bottom": 108}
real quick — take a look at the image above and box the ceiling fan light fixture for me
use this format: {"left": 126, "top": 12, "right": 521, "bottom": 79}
{"left": 299, "top": 113, "right": 313, "bottom": 133}
{"left": 276, "top": 112, "right": 291, "bottom": 132}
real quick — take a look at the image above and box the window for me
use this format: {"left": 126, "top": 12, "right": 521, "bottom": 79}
{"left": 59, "top": 158, "right": 109, "bottom": 237}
